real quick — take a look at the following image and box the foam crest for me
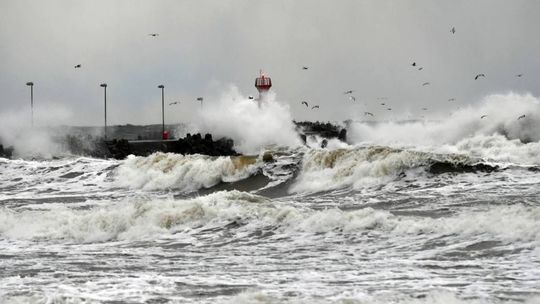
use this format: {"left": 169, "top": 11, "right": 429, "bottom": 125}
{"left": 114, "top": 152, "right": 260, "bottom": 191}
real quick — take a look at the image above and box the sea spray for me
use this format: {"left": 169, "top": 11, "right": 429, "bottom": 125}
{"left": 197, "top": 86, "right": 302, "bottom": 154}
{"left": 349, "top": 93, "right": 540, "bottom": 147}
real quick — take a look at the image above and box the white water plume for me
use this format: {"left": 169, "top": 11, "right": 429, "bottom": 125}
{"left": 197, "top": 86, "right": 302, "bottom": 154}
{"left": 0, "top": 106, "right": 74, "bottom": 158}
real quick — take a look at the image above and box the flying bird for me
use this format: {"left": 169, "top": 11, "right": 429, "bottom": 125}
{"left": 364, "top": 112, "right": 374, "bottom": 116}
{"left": 422, "top": 108, "right": 428, "bottom": 111}
{"left": 74, "top": 64, "right": 81, "bottom": 68}
{"left": 169, "top": 101, "right": 180, "bottom": 106}
{"left": 302, "top": 66, "right": 309, "bottom": 70}
{"left": 380, "top": 103, "right": 386, "bottom": 106}
{"left": 148, "top": 33, "right": 159, "bottom": 37}
{"left": 518, "top": 115, "right": 526, "bottom": 120}
{"left": 516, "top": 74, "right": 523, "bottom": 77}
{"left": 349, "top": 96, "right": 356, "bottom": 102}
{"left": 301, "top": 101, "right": 309, "bottom": 107}
{"left": 422, "top": 82, "right": 430, "bottom": 86}
{"left": 418, "top": 67, "right": 423, "bottom": 71}
{"left": 196, "top": 97, "right": 203, "bottom": 101}
{"left": 474, "top": 74, "right": 486, "bottom": 80}
{"left": 448, "top": 98, "right": 456, "bottom": 102}
{"left": 311, "top": 105, "right": 319, "bottom": 110}
{"left": 387, "top": 108, "right": 392, "bottom": 111}
{"left": 451, "top": 27, "right": 456, "bottom": 34}
{"left": 248, "top": 96, "right": 254, "bottom": 100}
{"left": 481, "top": 115, "right": 487, "bottom": 119}
{"left": 412, "top": 62, "right": 416, "bottom": 67}
{"left": 344, "top": 90, "right": 354, "bottom": 94}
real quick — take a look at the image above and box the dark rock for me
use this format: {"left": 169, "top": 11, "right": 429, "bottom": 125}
{"left": 104, "top": 133, "right": 238, "bottom": 160}
{"left": 428, "top": 161, "right": 498, "bottom": 174}
{"left": 0, "top": 144, "right": 14, "bottom": 159}
{"left": 294, "top": 121, "right": 347, "bottom": 143}
{"left": 321, "top": 139, "right": 328, "bottom": 148}
{"left": 262, "top": 152, "right": 274, "bottom": 163}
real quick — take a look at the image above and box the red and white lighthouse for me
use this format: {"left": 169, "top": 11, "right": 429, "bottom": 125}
{"left": 254, "top": 70, "right": 272, "bottom": 107}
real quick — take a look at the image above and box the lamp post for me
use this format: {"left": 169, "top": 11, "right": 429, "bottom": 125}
{"left": 100, "top": 83, "right": 108, "bottom": 139}
{"left": 26, "top": 82, "right": 34, "bottom": 127}
{"left": 158, "top": 85, "right": 165, "bottom": 139}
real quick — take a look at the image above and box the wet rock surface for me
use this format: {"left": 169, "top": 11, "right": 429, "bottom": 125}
{"left": 294, "top": 121, "right": 347, "bottom": 143}
{"left": 105, "top": 133, "right": 238, "bottom": 160}
{"left": 428, "top": 161, "right": 499, "bottom": 174}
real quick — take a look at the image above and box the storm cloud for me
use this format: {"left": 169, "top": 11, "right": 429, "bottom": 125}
{"left": 1, "top": 0, "right": 539, "bottom": 126}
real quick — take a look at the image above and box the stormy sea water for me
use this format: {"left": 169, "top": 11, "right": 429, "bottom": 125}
{"left": 1, "top": 92, "right": 540, "bottom": 303}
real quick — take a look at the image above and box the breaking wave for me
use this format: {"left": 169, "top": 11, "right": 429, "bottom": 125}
{"left": 0, "top": 190, "right": 538, "bottom": 244}
{"left": 289, "top": 146, "right": 493, "bottom": 193}
{"left": 114, "top": 152, "right": 261, "bottom": 191}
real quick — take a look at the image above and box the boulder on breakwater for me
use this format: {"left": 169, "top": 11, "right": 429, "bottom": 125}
{"left": 0, "top": 144, "right": 14, "bottom": 159}
{"left": 294, "top": 121, "right": 347, "bottom": 144}
{"left": 105, "top": 133, "right": 238, "bottom": 160}
{"left": 428, "top": 161, "right": 499, "bottom": 174}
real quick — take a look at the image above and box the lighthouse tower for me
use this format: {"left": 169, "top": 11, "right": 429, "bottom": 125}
{"left": 254, "top": 70, "right": 272, "bottom": 107}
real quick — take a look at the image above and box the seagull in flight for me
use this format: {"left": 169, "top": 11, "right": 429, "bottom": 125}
{"left": 475, "top": 74, "right": 486, "bottom": 80}
{"left": 516, "top": 74, "right": 523, "bottom": 77}
{"left": 412, "top": 62, "right": 417, "bottom": 67}
{"left": 344, "top": 90, "right": 354, "bottom": 94}
{"left": 387, "top": 108, "right": 392, "bottom": 111}
{"left": 422, "top": 82, "right": 430, "bottom": 86}
{"left": 380, "top": 103, "right": 386, "bottom": 106}
{"left": 311, "top": 105, "right": 319, "bottom": 110}
{"left": 302, "top": 66, "right": 309, "bottom": 70}
{"left": 422, "top": 108, "right": 428, "bottom": 111}
{"left": 364, "top": 112, "right": 374, "bottom": 116}
{"left": 481, "top": 115, "right": 488, "bottom": 119}
{"left": 169, "top": 101, "right": 180, "bottom": 106}
{"left": 518, "top": 115, "right": 526, "bottom": 120}
{"left": 148, "top": 33, "right": 159, "bottom": 37}
{"left": 418, "top": 67, "right": 423, "bottom": 71}
{"left": 448, "top": 98, "right": 456, "bottom": 102}
{"left": 451, "top": 27, "right": 456, "bottom": 34}
{"left": 74, "top": 64, "right": 81, "bottom": 68}
{"left": 349, "top": 96, "right": 356, "bottom": 102}
{"left": 301, "top": 101, "right": 309, "bottom": 107}
{"left": 248, "top": 96, "right": 254, "bottom": 100}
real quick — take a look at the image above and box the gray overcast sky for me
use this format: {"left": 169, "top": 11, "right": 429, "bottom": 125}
{"left": 1, "top": 0, "right": 539, "bottom": 126}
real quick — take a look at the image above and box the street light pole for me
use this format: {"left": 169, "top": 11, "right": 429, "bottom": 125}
{"left": 100, "top": 83, "right": 108, "bottom": 139}
{"left": 26, "top": 82, "right": 34, "bottom": 127}
{"left": 158, "top": 85, "right": 165, "bottom": 139}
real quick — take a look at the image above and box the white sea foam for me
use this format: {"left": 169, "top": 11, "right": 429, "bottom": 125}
{"left": 114, "top": 152, "right": 260, "bottom": 191}
{"left": 227, "top": 290, "right": 540, "bottom": 304}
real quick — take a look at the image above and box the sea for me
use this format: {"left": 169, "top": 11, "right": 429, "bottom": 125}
{"left": 1, "top": 92, "right": 539, "bottom": 303}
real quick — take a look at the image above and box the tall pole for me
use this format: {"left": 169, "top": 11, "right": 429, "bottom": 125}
{"left": 100, "top": 83, "right": 108, "bottom": 139}
{"left": 26, "top": 82, "right": 34, "bottom": 127}
{"left": 158, "top": 85, "right": 165, "bottom": 139}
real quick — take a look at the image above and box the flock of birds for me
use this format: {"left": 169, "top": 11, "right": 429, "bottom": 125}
{"left": 297, "top": 26, "right": 528, "bottom": 121}
{"left": 66, "top": 29, "right": 528, "bottom": 122}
